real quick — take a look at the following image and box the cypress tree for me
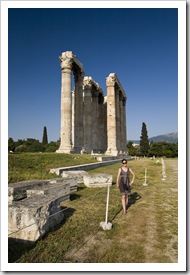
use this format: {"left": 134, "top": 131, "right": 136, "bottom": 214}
{"left": 140, "top": 122, "right": 150, "bottom": 156}
{"left": 42, "top": 126, "right": 48, "bottom": 145}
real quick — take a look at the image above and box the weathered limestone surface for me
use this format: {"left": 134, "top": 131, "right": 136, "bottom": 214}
{"left": 9, "top": 195, "right": 66, "bottom": 242}
{"left": 8, "top": 178, "right": 74, "bottom": 242}
{"left": 8, "top": 180, "right": 50, "bottom": 204}
{"left": 8, "top": 178, "right": 76, "bottom": 204}
{"left": 26, "top": 182, "right": 70, "bottom": 197}
{"left": 61, "top": 170, "right": 88, "bottom": 184}
{"left": 106, "top": 73, "right": 127, "bottom": 156}
{"left": 83, "top": 173, "right": 113, "bottom": 188}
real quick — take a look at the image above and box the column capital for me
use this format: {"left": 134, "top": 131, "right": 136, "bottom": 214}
{"left": 59, "top": 55, "right": 72, "bottom": 70}
{"left": 83, "top": 76, "right": 93, "bottom": 90}
{"left": 106, "top": 75, "right": 116, "bottom": 87}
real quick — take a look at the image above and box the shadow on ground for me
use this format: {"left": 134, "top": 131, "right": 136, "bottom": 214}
{"left": 110, "top": 192, "right": 141, "bottom": 222}
{"left": 8, "top": 207, "right": 76, "bottom": 263}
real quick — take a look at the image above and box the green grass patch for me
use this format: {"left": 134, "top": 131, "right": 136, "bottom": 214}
{"left": 8, "top": 156, "right": 178, "bottom": 263}
{"left": 8, "top": 152, "right": 98, "bottom": 183}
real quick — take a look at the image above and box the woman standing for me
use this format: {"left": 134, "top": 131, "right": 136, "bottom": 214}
{"left": 116, "top": 159, "right": 135, "bottom": 215}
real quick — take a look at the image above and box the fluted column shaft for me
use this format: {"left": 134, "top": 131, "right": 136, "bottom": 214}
{"left": 106, "top": 77, "right": 118, "bottom": 156}
{"left": 92, "top": 92, "right": 99, "bottom": 152}
{"left": 57, "top": 64, "right": 72, "bottom": 153}
{"left": 116, "top": 91, "right": 121, "bottom": 153}
{"left": 98, "top": 94, "right": 105, "bottom": 152}
{"left": 74, "top": 74, "right": 84, "bottom": 152}
{"left": 123, "top": 98, "right": 127, "bottom": 152}
{"left": 83, "top": 81, "right": 92, "bottom": 153}
{"left": 119, "top": 94, "right": 124, "bottom": 153}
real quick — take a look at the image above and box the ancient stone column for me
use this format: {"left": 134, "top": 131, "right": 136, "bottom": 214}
{"left": 91, "top": 89, "right": 99, "bottom": 153}
{"left": 98, "top": 92, "right": 105, "bottom": 152}
{"left": 56, "top": 53, "right": 73, "bottom": 153}
{"left": 103, "top": 100, "right": 108, "bottom": 152}
{"left": 71, "top": 91, "right": 75, "bottom": 147}
{"left": 83, "top": 77, "right": 92, "bottom": 153}
{"left": 115, "top": 89, "right": 121, "bottom": 154}
{"left": 105, "top": 74, "right": 118, "bottom": 156}
{"left": 119, "top": 92, "right": 124, "bottom": 153}
{"left": 123, "top": 97, "right": 127, "bottom": 153}
{"left": 73, "top": 71, "right": 84, "bottom": 153}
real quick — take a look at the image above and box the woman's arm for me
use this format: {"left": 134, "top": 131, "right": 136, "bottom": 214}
{"left": 129, "top": 168, "right": 135, "bottom": 186}
{"left": 116, "top": 168, "right": 121, "bottom": 188}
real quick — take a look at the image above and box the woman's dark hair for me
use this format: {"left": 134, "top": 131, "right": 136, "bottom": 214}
{"left": 122, "top": 158, "right": 127, "bottom": 164}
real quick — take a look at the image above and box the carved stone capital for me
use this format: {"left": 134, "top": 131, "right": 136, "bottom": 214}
{"left": 106, "top": 75, "right": 115, "bottom": 87}
{"left": 83, "top": 76, "right": 93, "bottom": 90}
{"left": 59, "top": 55, "right": 73, "bottom": 70}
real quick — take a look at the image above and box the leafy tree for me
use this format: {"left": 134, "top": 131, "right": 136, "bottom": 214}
{"left": 25, "top": 138, "right": 39, "bottom": 146}
{"left": 127, "top": 141, "right": 140, "bottom": 156}
{"left": 28, "top": 141, "right": 44, "bottom": 152}
{"left": 140, "top": 122, "right": 150, "bottom": 156}
{"left": 42, "top": 126, "right": 48, "bottom": 145}
{"left": 148, "top": 142, "right": 178, "bottom": 157}
{"left": 149, "top": 142, "right": 165, "bottom": 157}
{"left": 44, "top": 141, "right": 59, "bottom": 152}
{"left": 15, "top": 144, "right": 28, "bottom": 153}
{"left": 8, "top": 138, "right": 15, "bottom": 152}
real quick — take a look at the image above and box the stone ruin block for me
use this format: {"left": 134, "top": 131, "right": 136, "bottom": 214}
{"left": 61, "top": 170, "right": 88, "bottom": 184}
{"left": 8, "top": 180, "right": 50, "bottom": 204}
{"left": 26, "top": 181, "right": 70, "bottom": 198}
{"left": 8, "top": 178, "right": 74, "bottom": 242}
{"left": 8, "top": 178, "right": 77, "bottom": 204}
{"left": 83, "top": 173, "right": 113, "bottom": 187}
{"left": 50, "top": 177, "right": 78, "bottom": 193}
{"left": 8, "top": 195, "right": 66, "bottom": 242}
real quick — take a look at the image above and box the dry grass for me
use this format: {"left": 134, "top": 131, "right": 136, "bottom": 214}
{"left": 9, "top": 158, "right": 178, "bottom": 263}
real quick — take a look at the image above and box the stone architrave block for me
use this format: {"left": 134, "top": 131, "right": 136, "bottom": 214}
{"left": 8, "top": 195, "right": 67, "bottom": 242}
{"left": 8, "top": 180, "right": 50, "bottom": 204}
{"left": 61, "top": 170, "right": 88, "bottom": 184}
{"left": 26, "top": 182, "right": 70, "bottom": 198}
{"left": 83, "top": 173, "right": 113, "bottom": 187}
{"left": 50, "top": 177, "right": 78, "bottom": 193}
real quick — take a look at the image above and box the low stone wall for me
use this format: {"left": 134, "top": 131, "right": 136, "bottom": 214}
{"left": 50, "top": 156, "right": 134, "bottom": 176}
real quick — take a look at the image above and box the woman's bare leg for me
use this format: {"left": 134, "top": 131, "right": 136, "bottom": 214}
{"left": 125, "top": 195, "right": 128, "bottom": 211}
{"left": 122, "top": 195, "right": 126, "bottom": 214}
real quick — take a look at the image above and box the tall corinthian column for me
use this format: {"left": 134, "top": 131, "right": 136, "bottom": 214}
{"left": 73, "top": 72, "right": 84, "bottom": 153}
{"left": 83, "top": 77, "right": 92, "bottom": 153}
{"left": 123, "top": 98, "right": 127, "bottom": 153}
{"left": 56, "top": 54, "right": 73, "bottom": 153}
{"left": 106, "top": 75, "right": 118, "bottom": 156}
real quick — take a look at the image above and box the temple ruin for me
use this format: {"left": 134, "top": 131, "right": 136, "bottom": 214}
{"left": 56, "top": 51, "right": 127, "bottom": 156}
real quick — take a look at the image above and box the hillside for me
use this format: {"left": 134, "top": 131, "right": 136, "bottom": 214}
{"left": 130, "top": 132, "right": 178, "bottom": 144}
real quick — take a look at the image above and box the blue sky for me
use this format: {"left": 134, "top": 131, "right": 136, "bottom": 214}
{"left": 8, "top": 7, "right": 178, "bottom": 142}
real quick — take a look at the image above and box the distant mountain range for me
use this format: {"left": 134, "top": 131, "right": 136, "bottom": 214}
{"left": 130, "top": 132, "right": 178, "bottom": 144}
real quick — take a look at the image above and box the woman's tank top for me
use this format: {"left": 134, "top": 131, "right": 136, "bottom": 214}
{"left": 120, "top": 167, "right": 130, "bottom": 186}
